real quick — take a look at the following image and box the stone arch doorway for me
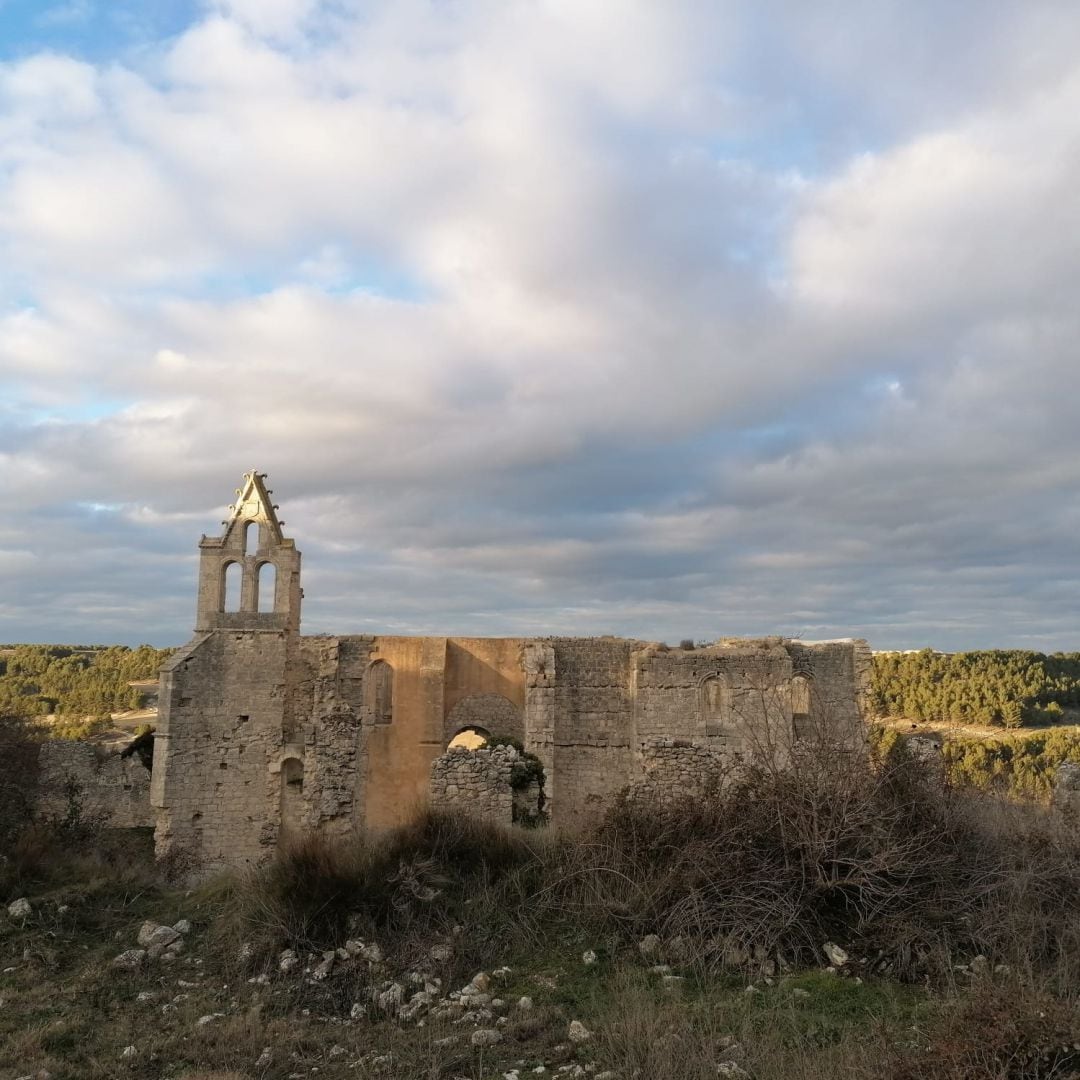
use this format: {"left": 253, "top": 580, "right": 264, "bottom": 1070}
{"left": 448, "top": 725, "right": 491, "bottom": 751}
{"left": 445, "top": 693, "right": 522, "bottom": 746}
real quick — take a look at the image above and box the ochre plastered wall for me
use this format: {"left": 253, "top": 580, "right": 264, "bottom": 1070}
{"left": 360, "top": 636, "right": 446, "bottom": 831}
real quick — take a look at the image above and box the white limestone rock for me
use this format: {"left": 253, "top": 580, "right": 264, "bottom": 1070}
{"left": 567, "top": 1020, "right": 592, "bottom": 1043}
{"left": 136, "top": 921, "right": 161, "bottom": 947}
{"left": 471, "top": 1028, "right": 503, "bottom": 1047}
{"left": 7, "top": 898, "right": 31, "bottom": 919}
{"left": 359, "top": 942, "right": 383, "bottom": 964}
{"left": 638, "top": 934, "right": 662, "bottom": 959}
{"left": 822, "top": 942, "right": 849, "bottom": 967}
{"left": 112, "top": 949, "right": 146, "bottom": 970}
{"left": 716, "top": 1064, "right": 750, "bottom": 1078}
{"left": 311, "top": 952, "right": 335, "bottom": 981}
{"left": 376, "top": 983, "right": 405, "bottom": 1012}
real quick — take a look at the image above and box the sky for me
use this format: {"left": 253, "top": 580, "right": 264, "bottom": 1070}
{"left": 2, "top": 0, "right": 1080, "bottom": 651}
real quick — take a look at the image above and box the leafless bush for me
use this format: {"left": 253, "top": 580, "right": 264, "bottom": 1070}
{"left": 223, "top": 724, "right": 1080, "bottom": 990}
{"left": 0, "top": 713, "right": 41, "bottom": 847}
{"left": 888, "top": 975, "right": 1080, "bottom": 1080}
{"left": 591, "top": 729, "right": 1080, "bottom": 978}
{"left": 221, "top": 811, "right": 555, "bottom": 984}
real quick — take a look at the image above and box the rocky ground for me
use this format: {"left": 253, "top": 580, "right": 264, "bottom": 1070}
{"left": 0, "top": 885, "right": 933, "bottom": 1080}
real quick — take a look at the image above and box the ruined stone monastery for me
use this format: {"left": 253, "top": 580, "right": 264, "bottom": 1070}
{"left": 147, "top": 472, "right": 871, "bottom": 872}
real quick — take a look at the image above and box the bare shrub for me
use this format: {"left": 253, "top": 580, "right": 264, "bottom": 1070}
{"left": 0, "top": 714, "right": 160, "bottom": 899}
{"left": 888, "top": 976, "right": 1080, "bottom": 1080}
{"left": 0, "top": 713, "right": 41, "bottom": 847}
{"left": 223, "top": 731, "right": 1080, "bottom": 990}
{"left": 223, "top": 811, "right": 553, "bottom": 982}
{"left": 589, "top": 732, "right": 1080, "bottom": 977}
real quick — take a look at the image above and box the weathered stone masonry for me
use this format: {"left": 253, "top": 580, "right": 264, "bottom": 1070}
{"left": 37, "top": 739, "right": 154, "bottom": 829}
{"left": 151, "top": 472, "right": 872, "bottom": 873}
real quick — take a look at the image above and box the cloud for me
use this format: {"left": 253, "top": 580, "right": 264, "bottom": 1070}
{"left": 0, "top": 2, "right": 1079, "bottom": 649}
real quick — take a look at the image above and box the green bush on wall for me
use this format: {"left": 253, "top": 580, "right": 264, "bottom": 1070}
{"left": 486, "top": 735, "right": 548, "bottom": 823}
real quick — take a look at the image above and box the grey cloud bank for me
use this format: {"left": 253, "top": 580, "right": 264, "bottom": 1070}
{"left": 1, "top": 1, "right": 1079, "bottom": 651}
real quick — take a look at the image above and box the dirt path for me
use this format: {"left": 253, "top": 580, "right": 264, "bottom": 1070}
{"left": 877, "top": 716, "right": 1080, "bottom": 742}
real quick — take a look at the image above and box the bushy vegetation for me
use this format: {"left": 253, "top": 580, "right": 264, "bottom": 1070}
{"left": 0, "top": 643, "right": 172, "bottom": 722}
{"left": 218, "top": 740, "right": 1080, "bottom": 988}
{"left": 944, "top": 728, "right": 1080, "bottom": 800}
{"left": 872, "top": 649, "right": 1080, "bottom": 727}
{"left": 872, "top": 723, "right": 1080, "bottom": 803}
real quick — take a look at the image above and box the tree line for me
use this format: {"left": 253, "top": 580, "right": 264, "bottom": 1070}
{"left": 871, "top": 649, "right": 1080, "bottom": 728}
{"left": 0, "top": 644, "right": 173, "bottom": 723}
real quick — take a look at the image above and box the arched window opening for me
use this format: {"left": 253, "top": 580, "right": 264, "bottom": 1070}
{"left": 366, "top": 660, "right": 393, "bottom": 725}
{"left": 448, "top": 726, "right": 490, "bottom": 751}
{"left": 243, "top": 520, "right": 259, "bottom": 555}
{"left": 222, "top": 561, "right": 241, "bottom": 612}
{"left": 279, "top": 757, "right": 304, "bottom": 840}
{"left": 791, "top": 675, "right": 812, "bottom": 719}
{"left": 791, "top": 675, "right": 814, "bottom": 740}
{"left": 256, "top": 561, "right": 276, "bottom": 612}
{"left": 701, "top": 674, "right": 732, "bottom": 737}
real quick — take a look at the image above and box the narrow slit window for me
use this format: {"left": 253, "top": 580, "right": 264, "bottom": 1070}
{"left": 256, "top": 562, "right": 277, "bottom": 612}
{"left": 223, "top": 562, "right": 241, "bottom": 612}
{"left": 366, "top": 660, "right": 394, "bottom": 724}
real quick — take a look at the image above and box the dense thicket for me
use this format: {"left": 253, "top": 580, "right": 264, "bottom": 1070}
{"left": 0, "top": 644, "right": 172, "bottom": 721}
{"left": 872, "top": 723, "right": 1080, "bottom": 801}
{"left": 222, "top": 740, "right": 1080, "bottom": 992}
{"left": 871, "top": 649, "right": 1080, "bottom": 727}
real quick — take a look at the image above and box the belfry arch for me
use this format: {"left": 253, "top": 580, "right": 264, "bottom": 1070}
{"left": 193, "top": 469, "right": 302, "bottom": 632}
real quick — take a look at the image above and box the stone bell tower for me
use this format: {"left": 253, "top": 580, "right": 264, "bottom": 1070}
{"left": 194, "top": 470, "right": 302, "bottom": 633}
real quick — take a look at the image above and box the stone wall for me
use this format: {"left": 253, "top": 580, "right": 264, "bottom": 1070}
{"left": 634, "top": 639, "right": 794, "bottom": 757}
{"left": 548, "top": 638, "right": 639, "bottom": 824}
{"left": 37, "top": 740, "right": 153, "bottom": 828}
{"left": 629, "top": 736, "right": 745, "bottom": 804}
{"left": 429, "top": 744, "right": 518, "bottom": 824}
{"left": 152, "top": 630, "right": 872, "bottom": 871}
{"left": 1053, "top": 761, "right": 1080, "bottom": 819}
{"left": 151, "top": 632, "right": 291, "bottom": 872}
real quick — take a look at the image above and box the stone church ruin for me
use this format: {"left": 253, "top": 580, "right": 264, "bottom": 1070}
{"left": 148, "top": 472, "right": 872, "bottom": 873}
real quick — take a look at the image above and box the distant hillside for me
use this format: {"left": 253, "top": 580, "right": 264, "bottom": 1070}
{"left": 0, "top": 645, "right": 174, "bottom": 731}
{"left": 871, "top": 648, "right": 1080, "bottom": 728}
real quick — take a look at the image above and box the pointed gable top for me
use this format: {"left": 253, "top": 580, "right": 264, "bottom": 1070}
{"left": 224, "top": 469, "right": 286, "bottom": 544}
